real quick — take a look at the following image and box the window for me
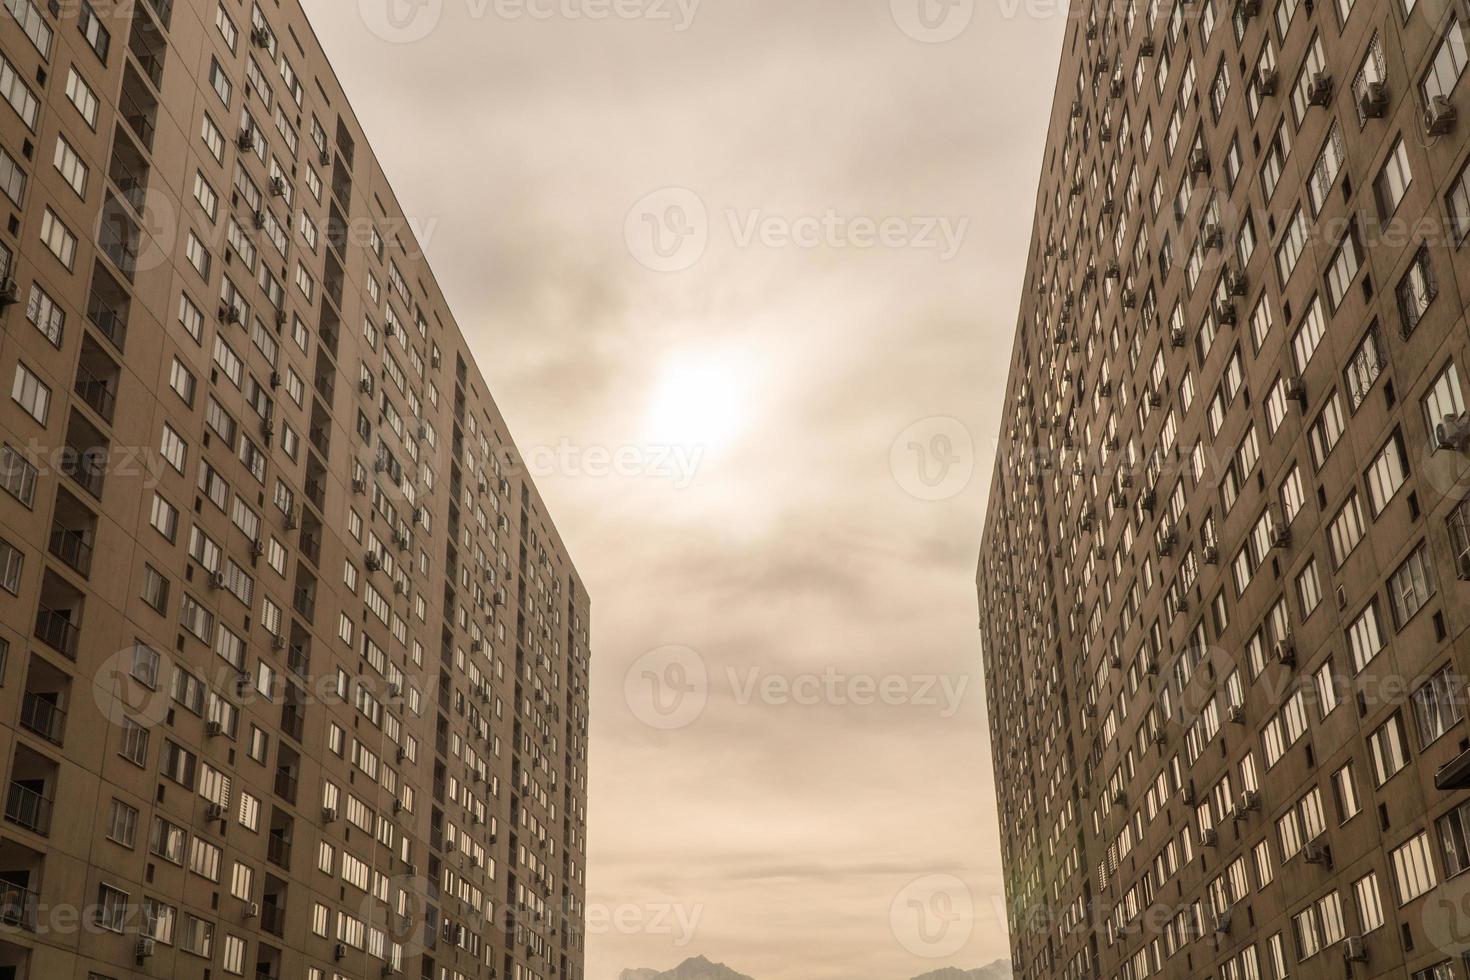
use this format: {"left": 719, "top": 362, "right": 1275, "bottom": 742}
{"left": 39, "top": 208, "right": 77, "bottom": 268}
{"left": 1324, "top": 224, "right": 1361, "bottom": 311}
{"left": 1369, "top": 713, "right": 1410, "bottom": 786}
{"left": 1354, "top": 873, "right": 1384, "bottom": 932}
{"left": 222, "top": 934, "right": 246, "bottom": 975}
{"left": 11, "top": 363, "right": 50, "bottom": 424}
{"left": 141, "top": 564, "right": 170, "bottom": 612}
{"left": 1291, "top": 296, "right": 1327, "bottom": 373}
{"left": 1344, "top": 325, "right": 1384, "bottom": 411}
{"left": 120, "top": 717, "right": 150, "bottom": 766}
{"left": 0, "top": 51, "right": 40, "bottom": 129}
{"left": 1422, "top": 17, "right": 1467, "bottom": 103}
{"left": 1327, "top": 491, "right": 1365, "bottom": 568}
{"left": 1346, "top": 601, "right": 1385, "bottom": 673}
{"left": 64, "top": 68, "right": 98, "bottom": 127}
{"left": 193, "top": 172, "right": 219, "bottom": 221}
{"left": 96, "top": 884, "right": 128, "bottom": 932}
{"left": 149, "top": 493, "right": 178, "bottom": 541}
{"left": 1364, "top": 433, "right": 1408, "bottom": 515}
{"left": 106, "top": 799, "right": 138, "bottom": 847}
{"left": 1413, "top": 666, "right": 1464, "bottom": 747}
{"left": 25, "top": 283, "right": 64, "bottom": 347}
{"left": 149, "top": 815, "right": 185, "bottom": 864}
{"left": 78, "top": 0, "right": 111, "bottom": 62}
{"left": 201, "top": 113, "right": 225, "bottom": 162}
{"left": 0, "top": 446, "right": 38, "bottom": 507}
{"left": 1397, "top": 244, "right": 1436, "bottom": 336}
{"left": 180, "top": 913, "right": 213, "bottom": 957}
{"left": 53, "top": 136, "right": 88, "bottom": 197}
{"left": 1374, "top": 138, "right": 1412, "bottom": 218}
{"left": 1307, "top": 123, "right": 1345, "bottom": 216}
{"left": 1275, "top": 206, "right": 1308, "bottom": 285}
{"left": 1449, "top": 158, "right": 1470, "bottom": 246}
{"left": 0, "top": 143, "right": 24, "bottom": 206}
{"left": 1424, "top": 363, "right": 1465, "bottom": 440}
{"left": 160, "top": 425, "right": 187, "bottom": 473}
{"left": 1391, "top": 830, "right": 1438, "bottom": 904}
{"left": 169, "top": 358, "right": 196, "bottom": 405}
{"left": 1332, "top": 764, "right": 1359, "bottom": 821}
{"left": 208, "top": 57, "right": 232, "bottom": 105}
{"left": 1297, "top": 559, "right": 1322, "bottom": 616}
{"left": 185, "top": 231, "right": 211, "bottom": 279}
{"left": 1388, "top": 542, "right": 1437, "bottom": 627}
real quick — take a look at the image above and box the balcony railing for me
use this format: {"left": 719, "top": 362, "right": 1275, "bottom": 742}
{"left": 4, "top": 782, "right": 53, "bottom": 835}
{"left": 73, "top": 365, "right": 117, "bottom": 422}
{"left": 34, "top": 607, "right": 80, "bottom": 660}
{"left": 48, "top": 526, "right": 94, "bottom": 577}
{"left": 86, "top": 306, "right": 129, "bottom": 352}
{"left": 117, "top": 85, "right": 156, "bottom": 151}
{"left": 272, "top": 768, "right": 297, "bottom": 804}
{"left": 0, "top": 879, "right": 39, "bottom": 930}
{"left": 19, "top": 693, "right": 66, "bottom": 746}
{"left": 260, "top": 901, "right": 286, "bottom": 937}
{"left": 266, "top": 831, "right": 291, "bottom": 870}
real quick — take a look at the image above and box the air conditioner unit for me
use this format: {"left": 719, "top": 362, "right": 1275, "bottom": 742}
{"left": 268, "top": 370, "right": 281, "bottom": 389}
{"left": 1215, "top": 301, "right": 1237, "bottom": 326}
{"left": 260, "top": 418, "right": 274, "bottom": 440}
{"left": 210, "top": 570, "right": 227, "bottom": 589}
{"left": 251, "top": 26, "right": 271, "bottom": 47}
{"left": 1237, "top": 0, "right": 1260, "bottom": 16}
{"left": 1110, "top": 76, "right": 1125, "bottom": 98}
{"left": 1111, "top": 787, "right": 1127, "bottom": 806}
{"left": 1169, "top": 326, "right": 1187, "bottom": 348}
{"left": 136, "top": 938, "right": 156, "bottom": 961}
{"left": 1182, "top": 781, "right": 1197, "bottom": 804}
{"left": 365, "top": 552, "right": 380, "bottom": 571}
{"left": 1152, "top": 728, "right": 1169, "bottom": 746}
{"left": 0, "top": 277, "right": 18, "bottom": 307}
{"left": 323, "top": 805, "right": 339, "bottom": 822}
{"left": 1141, "top": 489, "right": 1158, "bottom": 511}
{"left": 1121, "top": 288, "right": 1137, "bottom": 309}
{"left": 1241, "top": 790, "right": 1260, "bottom": 811}
{"left": 404, "top": 862, "right": 417, "bottom": 876}
{"left": 284, "top": 509, "right": 298, "bottom": 530}
{"left": 271, "top": 634, "right": 285, "bottom": 651}
{"left": 252, "top": 210, "right": 267, "bottom": 230}
{"left": 1425, "top": 95, "right": 1457, "bottom": 135}
{"left": 1270, "top": 521, "right": 1292, "bottom": 549}
{"left": 1112, "top": 490, "right": 1128, "bottom": 509}
{"left": 1273, "top": 634, "right": 1296, "bottom": 667}
{"left": 396, "top": 746, "right": 407, "bottom": 762}
{"left": 1307, "top": 72, "right": 1333, "bottom": 107}
{"left": 1285, "top": 376, "right": 1308, "bottom": 405}
{"left": 1343, "top": 936, "right": 1368, "bottom": 962}
{"left": 1201, "top": 828, "right": 1219, "bottom": 847}
{"left": 1189, "top": 148, "right": 1211, "bottom": 176}
{"left": 1202, "top": 223, "right": 1224, "bottom": 249}
{"left": 394, "top": 581, "right": 407, "bottom": 596}
{"left": 237, "top": 129, "right": 254, "bottom": 151}
{"left": 1304, "top": 841, "right": 1332, "bottom": 866}
{"left": 1203, "top": 544, "right": 1220, "bottom": 565}
{"left": 1435, "top": 413, "right": 1470, "bottom": 452}
{"left": 1358, "top": 80, "right": 1388, "bottom": 119}
{"left": 207, "top": 802, "right": 227, "bottom": 820}
{"left": 1227, "top": 269, "right": 1248, "bottom": 296}
{"left": 1227, "top": 704, "right": 1244, "bottom": 724}
{"left": 334, "top": 942, "right": 347, "bottom": 961}
{"left": 1258, "top": 66, "right": 1279, "bottom": 95}
{"left": 388, "top": 682, "right": 403, "bottom": 698}
{"left": 1159, "top": 527, "right": 1178, "bottom": 556}
{"left": 1139, "top": 37, "right": 1155, "bottom": 57}
{"left": 221, "top": 304, "right": 243, "bottom": 325}
{"left": 244, "top": 901, "right": 259, "bottom": 918}
{"left": 353, "top": 478, "right": 368, "bottom": 496}
{"left": 319, "top": 148, "right": 332, "bottom": 168}
{"left": 250, "top": 538, "right": 265, "bottom": 558}
{"left": 1214, "top": 905, "right": 1234, "bottom": 933}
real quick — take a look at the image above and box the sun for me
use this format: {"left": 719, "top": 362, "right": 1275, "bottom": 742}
{"left": 642, "top": 354, "right": 749, "bottom": 450}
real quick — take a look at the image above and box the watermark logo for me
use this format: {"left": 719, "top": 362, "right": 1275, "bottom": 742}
{"left": 1423, "top": 874, "right": 1470, "bottom": 955}
{"left": 626, "top": 187, "right": 710, "bottom": 273}
{"left": 890, "top": 0, "right": 975, "bottom": 42}
{"left": 891, "top": 417, "right": 975, "bottom": 501}
{"left": 90, "top": 644, "right": 174, "bottom": 728}
{"left": 890, "top": 874, "right": 974, "bottom": 958}
{"left": 359, "top": 0, "right": 445, "bottom": 42}
{"left": 624, "top": 645, "right": 709, "bottom": 730}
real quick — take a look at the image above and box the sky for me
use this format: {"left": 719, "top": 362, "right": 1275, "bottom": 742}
{"left": 308, "top": 2, "right": 1070, "bottom": 977}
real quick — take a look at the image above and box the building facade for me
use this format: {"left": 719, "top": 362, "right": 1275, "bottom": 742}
{"left": 0, "top": 2, "right": 590, "bottom": 980}
{"left": 977, "top": 0, "right": 1470, "bottom": 977}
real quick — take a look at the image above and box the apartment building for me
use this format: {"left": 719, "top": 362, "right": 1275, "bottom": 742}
{"left": 976, "top": 0, "right": 1470, "bottom": 977}
{"left": 0, "top": 2, "right": 591, "bottom": 980}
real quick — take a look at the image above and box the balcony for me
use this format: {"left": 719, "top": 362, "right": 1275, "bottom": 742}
{"left": 85, "top": 262, "right": 130, "bottom": 351}
{"left": 127, "top": 1, "right": 168, "bottom": 88}
{"left": 272, "top": 767, "right": 297, "bottom": 805}
{"left": 48, "top": 489, "right": 98, "bottom": 580}
{"left": 60, "top": 411, "right": 109, "bottom": 500}
{"left": 96, "top": 193, "right": 142, "bottom": 282}
{"left": 0, "top": 880, "right": 37, "bottom": 932}
{"left": 108, "top": 128, "right": 151, "bottom": 214}
{"left": 266, "top": 830, "right": 292, "bottom": 871}
{"left": 18, "top": 657, "right": 70, "bottom": 749}
{"left": 73, "top": 334, "right": 121, "bottom": 424}
{"left": 118, "top": 63, "right": 159, "bottom": 152}
{"left": 33, "top": 571, "right": 85, "bottom": 661}
{"left": 4, "top": 749, "right": 57, "bottom": 837}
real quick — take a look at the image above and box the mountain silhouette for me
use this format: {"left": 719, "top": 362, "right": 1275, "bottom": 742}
{"left": 910, "top": 962, "right": 1014, "bottom": 980}
{"left": 619, "top": 956, "right": 755, "bottom": 980}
